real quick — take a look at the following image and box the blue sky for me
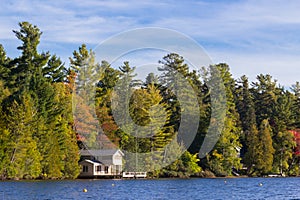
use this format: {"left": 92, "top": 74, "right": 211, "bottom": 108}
{"left": 1, "top": 0, "right": 300, "bottom": 86}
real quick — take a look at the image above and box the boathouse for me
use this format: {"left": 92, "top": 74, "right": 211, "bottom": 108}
{"left": 79, "top": 149, "right": 124, "bottom": 178}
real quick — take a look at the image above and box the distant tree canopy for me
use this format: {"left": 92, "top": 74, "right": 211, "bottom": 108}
{"left": 0, "top": 22, "right": 299, "bottom": 179}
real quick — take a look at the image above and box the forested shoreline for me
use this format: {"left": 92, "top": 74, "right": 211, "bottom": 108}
{"left": 0, "top": 22, "right": 299, "bottom": 180}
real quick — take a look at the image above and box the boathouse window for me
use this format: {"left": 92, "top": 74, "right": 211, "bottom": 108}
{"left": 96, "top": 165, "right": 101, "bottom": 172}
{"left": 105, "top": 166, "right": 109, "bottom": 173}
{"left": 83, "top": 165, "right": 88, "bottom": 173}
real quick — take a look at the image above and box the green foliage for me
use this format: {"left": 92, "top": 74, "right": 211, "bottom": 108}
{"left": 235, "top": 76, "right": 258, "bottom": 170}
{"left": 4, "top": 94, "right": 42, "bottom": 179}
{"left": 243, "top": 119, "right": 274, "bottom": 176}
{"left": 70, "top": 44, "right": 101, "bottom": 103}
{"left": 257, "top": 119, "right": 275, "bottom": 174}
{"left": 95, "top": 62, "right": 120, "bottom": 145}
{"left": 273, "top": 131, "right": 296, "bottom": 175}
{"left": 243, "top": 124, "right": 260, "bottom": 175}
{"left": 0, "top": 45, "right": 10, "bottom": 81}
{"left": 251, "top": 74, "right": 278, "bottom": 126}
{"left": 291, "top": 82, "right": 300, "bottom": 128}
{"left": 0, "top": 22, "right": 79, "bottom": 180}
{"left": 1, "top": 22, "right": 300, "bottom": 180}
{"left": 206, "top": 64, "right": 242, "bottom": 176}
{"left": 159, "top": 140, "right": 201, "bottom": 178}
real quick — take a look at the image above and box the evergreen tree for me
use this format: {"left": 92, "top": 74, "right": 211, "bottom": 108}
{"left": 158, "top": 53, "right": 199, "bottom": 151}
{"left": 43, "top": 55, "right": 66, "bottom": 83}
{"left": 251, "top": 74, "right": 278, "bottom": 126}
{"left": 0, "top": 22, "right": 80, "bottom": 179}
{"left": 234, "top": 75, "right": 257, "bottom": 164}
{"left": 256, "top": 119, "right": 275, "bottom": 174}
{"left": 206, "top": 64, "right": 241, "bottom": 176}
{"left": 0, "top": 80, "right": 10, "bottom": 178}
{"left": 272, "top": 90, "right": 296, "bottom": 175}
{"left": 70, "top": 44, "right": 101, "bottom": 103}
{"left": 127, "top": 83, "right": 175, "bottom": 172}
{"left": 145, "top": 72, "right": 159, "bottom": 85}
{"left": 0, "top": 45, "right": 10, "bottom": 81}
{"left": 8, "top": 22, "right": 50, "bottom": 92}
{"left": 112, "top": 61, "right": 140, "bottom": 150}
{"left": 40, "top": 83, "right": 80, "bottom": 178}
{"left": 70, "top": 44, "right": 102, "bottom": 149}
{"left": 158, "top": 53, "right": 190, "bottom": 132}
{"left": 187, "top": 70, "right": 210, "bottom": 155}
{"left": 4, "top": 94, "right": 42, "bottom": 179}
{"left": 244, "top": 119, "right": 275, "bottom": 176}
{"left": 95, "top": 62, "right": 120, "bottom": 146}
{"left": 274, "top": 130, "right": 296, "bottom": 175}
{"left": 56, "top": 82, "right": 80, "bottom": 178}
{"left": 291, "top": 82, "right": 300, "bottom": 128}
{"left": 243, "top": 124, "right": 260, "bottom": 175}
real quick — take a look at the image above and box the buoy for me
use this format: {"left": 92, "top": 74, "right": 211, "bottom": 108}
{"left": 83, "top": 188, "right": 88, "bottom": 192}
{"left": 112, "top": 183, "right": 115, "bottom": 187}
{"left": 224, "top": 180, "right": 227, "bottom": 184}
{"left": 259, "top": 183, "right": 263, "bottom": 186}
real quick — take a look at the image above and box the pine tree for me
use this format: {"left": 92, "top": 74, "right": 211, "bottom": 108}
{"left": 198, "top": 64, "right": 226, "bottom": 160}
{"left": 70, "top": 44, "right": 101, "bottom": 103}
{"left": 206, "top": 64, "right": 241, "bottom": 176}
{"left": 1, "top": 22, "right": 80, "bottom": 179}
{"left": 43, "top": 55, "right": 66, "bottom": 83}
{"left": 187, "top": 70, "right": 209, "bottom": 155}
{"left": 158, "top": 53, "right": 199, "bottom": 151}
{"left": 251, "top": 74, "right": 278, "bottom": 126}
{"left": 289, "top": 82, "right": 300, "bottom": 175}
{"left": 43, "top": 83, "right": 80, "bottom": 178}
{"left": 291, "top": 82, "right": 300, "bottom": 128}
{"left": 70, "top": 44, "right": 102, "bottom": 149}
{"left": 0, "top": 80, "right": 10, "bottom": 178}
{"left": 256, "top": 119, "right": 275, "bottom": 174}
{"left": 145, "top": 72, "right": 159, "bottom": 85}
{"left": 158, "top": 53, "right": 190, "bottom": 132}
{"left": 272, "top": 90, "right": 296, "bottom": 175}
{"left": 0, "top": 44, "right": 10, "bottom": 81}
{"left": 8, "top": 22, "right": 50, "bottom": 92}
{"left": 112, "top": 61, "right": 140, "bottom": 145}
{"left": 4, "top": 94, "right": 42, "bottom": 179}
{"left": 235, "top": 75, "right": 258, "bottom": 165}
{"left": 244, "top": 120, "right": 275, "bottom": 176}
{"left": 95, "top": 62, "right": 120, "bottom": 146}
{"left": 128, "top": 83, "right": 175, "bottom": 172}
{"left": 244, "top": 124, "right": 260, "bottom": 175}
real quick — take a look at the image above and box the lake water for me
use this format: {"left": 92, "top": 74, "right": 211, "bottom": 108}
{"left": 0, "top": 177, "right": 299, "bottom": 200}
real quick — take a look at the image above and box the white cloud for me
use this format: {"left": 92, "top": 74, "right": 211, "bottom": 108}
{"left": 220, "top": 0, "right": 300, "bottom": 24}
{"left": 0, "top": 0, "right": 299, "bottom": 86}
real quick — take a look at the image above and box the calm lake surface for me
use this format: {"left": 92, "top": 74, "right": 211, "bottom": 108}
{"left": 0, "top": 177, "right": 299, "bottom": 200}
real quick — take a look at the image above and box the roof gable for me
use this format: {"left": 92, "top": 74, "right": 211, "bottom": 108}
{"left": 80, "top": 149, "right": 124, "bottom": 157}
{"left": 79, "top": 159, "right": 103, "bottom": 165}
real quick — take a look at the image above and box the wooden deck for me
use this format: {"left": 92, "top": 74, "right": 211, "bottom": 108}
{"left": 122, "top": 172, "right": 147, "bottom": 178}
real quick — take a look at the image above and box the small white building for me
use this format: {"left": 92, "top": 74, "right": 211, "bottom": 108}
{"left": 79, "top": 149, "right": 124, "bottom": 178}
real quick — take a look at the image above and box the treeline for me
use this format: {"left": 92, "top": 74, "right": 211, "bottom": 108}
{"left": 0, "top": 22, "right": 80, "bottom": 179}
{"left": 75, "top": 38, "right": 300, "bottom": 177}
{"left": 0, "top": 22, "right": 299, "bottom": 179}
{"left": 93, "top": 57, "right": 300, "bottom": 177}
{"left": 77, "top": 49, "right": 300, "bottom": 177}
